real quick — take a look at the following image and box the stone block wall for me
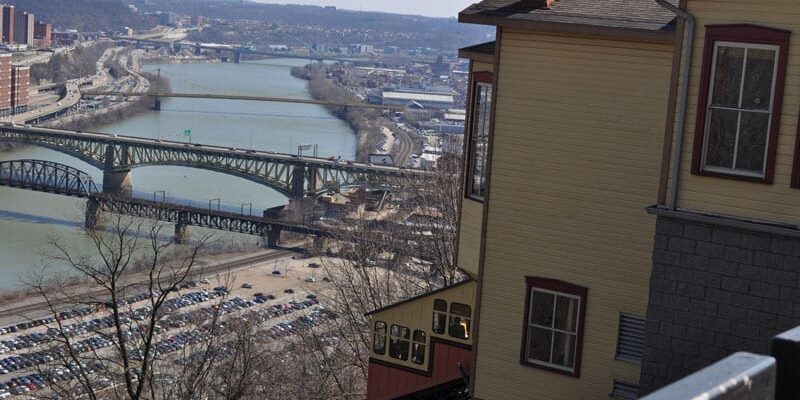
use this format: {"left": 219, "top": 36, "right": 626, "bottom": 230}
{"left": 639, "top": 216, "right": 800, "bottom": 394}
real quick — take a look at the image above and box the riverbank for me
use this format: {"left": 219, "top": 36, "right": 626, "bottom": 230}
{"left": 291, "top": 63, "right": 386, "bottom": 163}
{"left": 48, "top": 71, "right": 171, "bottom": 131}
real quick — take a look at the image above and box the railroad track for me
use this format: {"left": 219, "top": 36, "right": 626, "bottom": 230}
{"left": 0, "top": 248, "right": 296, "bottom": 321}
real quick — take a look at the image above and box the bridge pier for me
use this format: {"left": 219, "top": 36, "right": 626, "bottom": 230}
{"left": 290, "top": 165, "right": 306, "bottom": 199}
{"left": 85, "top": 197, "right": 103, "bottom": 230}
{"left": 174, "top": 223, "right": 189, "bottom": 244}
{"left": 154, "top": 98, "right": 161, "bottom": 111}
{"left": 103, "top": 169, "right": 132, "bottom": 195}
{"left": 233, "top": 51, "right": 241, "bottom": 64}
{"left": 262, "top": 227, "right": 282, "bottom": 249}
{"left": 313, "top": 236, "right": 329, "bottom": 253}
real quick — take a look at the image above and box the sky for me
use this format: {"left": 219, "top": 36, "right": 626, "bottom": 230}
{"left": 250, "top": 0, "right": 476, "bottom": 18}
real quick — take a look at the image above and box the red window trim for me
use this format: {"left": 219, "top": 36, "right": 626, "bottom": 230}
{"left": 520, "top": 277, "right": 588, "bottom": 378}
{"left": 691, "top": 24, "right": 791, "bottom": 184}
{"left": 464, "top": 70, "right": 493, "bottom": 201}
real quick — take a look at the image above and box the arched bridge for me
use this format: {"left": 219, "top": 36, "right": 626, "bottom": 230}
{"left": 0, "top": 125, "right": 425, "bottom": 198}
{"left": 0, "top": 159, "right": 98, "bottom": 197}
{"left": 0, "top": 159, "right": 332, "bottom": 246}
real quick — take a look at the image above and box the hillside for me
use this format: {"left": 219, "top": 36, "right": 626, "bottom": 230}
{"left": 131, "top": 0, "right": 493, "bottom": 51}
{"left": 5, "top": 0, "right": 156, "bottom": 32}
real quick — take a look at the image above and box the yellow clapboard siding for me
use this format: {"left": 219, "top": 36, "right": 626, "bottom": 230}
{"left": 671, "top": 1, "right": 800, "bottom": 224}
{"left": 472, "top": 29, "right": 672, "bottom": 400}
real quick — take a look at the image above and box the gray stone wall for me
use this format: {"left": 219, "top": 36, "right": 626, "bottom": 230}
{"left": 639, "top": 216, "right": 800, "bottom": 394}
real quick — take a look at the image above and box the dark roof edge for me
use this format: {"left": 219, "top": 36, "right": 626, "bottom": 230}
{"left": 458, "top": 12, "right": 675, "bottom": 44}
{"left": 364, "top": 278, "right": 475, "bottom": 316}
{"left": 458, "top": 41, "right": 496, "bottom": 63}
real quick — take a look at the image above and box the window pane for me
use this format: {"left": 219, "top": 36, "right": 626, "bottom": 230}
{"left": 373, "top": 321, "right": 386, "bottom": 354}
{"left": 432, "top": 312, "right": 447, "bottom": 334}
{"left": 711, "top": 46, "right": 745, "bottom": 107}
{"left": 389, "top": 325, "right": 410, "bottom": 361}
{"left": 552, "top": 332, "right": 577, "bottom": 368}
{"left": 469, "top": 83, "right": 492, "bottom": 200}
{"left": 527, "top": 326, "right": 553, "bottom": 363}
{"left": 705, "top": 108, "right": 739, "bottom": 169}
{"left": 413, "top": 330, "right": 426, "bottom": 343}
{"left": 530, "top": 290, "right": 555, "bottom": 327}
{"left": 449, "top": 315, "right": 471, "bottom": 339}
{"left": 411, "top": 343, "right": 425, "bottom": 365}
{"left": 554, "top": 295, "right": 579, "bottom": 333}
{"left": 742, "top": 49, "right": 776, "bottom": 110}
{"left": 450, "top": 303, "right": 471, "bottom": 317}
{"left": 434, "top": 299, "right": 447, "bottom": 312}
{"left": 735, "top": 111, "right": 769, "bottom": 173}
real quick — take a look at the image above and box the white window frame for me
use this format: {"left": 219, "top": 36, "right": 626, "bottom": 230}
{"left": 525, "top": 287, "right": 581, "bottom": 373}
{"left": 701, "top": 41, "right": 780, "bottom": 178}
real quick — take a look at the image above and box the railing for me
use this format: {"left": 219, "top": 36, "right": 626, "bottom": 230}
{"left": 642, "top": 325, "right": 800, "bottom": 399}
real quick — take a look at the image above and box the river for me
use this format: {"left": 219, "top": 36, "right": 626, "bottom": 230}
{"left": 0, "top": 58, "right": 356, "bottom": 290}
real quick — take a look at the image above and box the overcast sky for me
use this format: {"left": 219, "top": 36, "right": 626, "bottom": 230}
{"left": 250, "top": 0, "right": 476, "bottom": 18}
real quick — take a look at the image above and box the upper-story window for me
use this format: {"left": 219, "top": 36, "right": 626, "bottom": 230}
{"left": 522, "top": 277, "right": 587, "bottom": 377}
{"left": 466, "top": 72, "right": 493, "bottom": 201}
{"left": 692, "top": 25, "right": 790, "bottom": 183}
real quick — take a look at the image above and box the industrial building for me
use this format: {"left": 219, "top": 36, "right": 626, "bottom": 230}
{"left": 381, "top": 91, "right": 455, "bottom": 110}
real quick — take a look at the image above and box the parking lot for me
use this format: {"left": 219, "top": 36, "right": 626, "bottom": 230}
{"left": 0, "top": 254, "right": 334, "bottom": 397}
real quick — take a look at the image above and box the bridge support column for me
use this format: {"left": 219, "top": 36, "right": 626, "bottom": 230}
{"left": 262, "top": 227, "right": 282, "bottom": 249}
{"left": 233, "top": 51, "right": 241, "bottom": 64}
{"left": 103, "top": 145, "right": 132, "bottom": 195}
{"left": 85, "top": 197, "right": 103, "bottom": 230}
{"left": 290, "top": 165, "right": 306, "bottom": 199}
{"left": 154, "top": 98, "right": 161, "bottom": 111}
{"left": 313, "top": 236, "right": 329, "bottom": 253}
{"left": 103, "top": 169, "right": 132, "bottom": 195}
{"left": 307, "top": 166, "right": 319, "bottom": 194}
{"left": 174, "top": 223, "right": 189, "bottom": 244}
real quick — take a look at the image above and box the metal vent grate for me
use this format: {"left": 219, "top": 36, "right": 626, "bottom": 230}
{"left": 616, "top": 313, "right": 645, "bottom": 363}
{"left": 611, "top": 380, "right": 639, "bottom": 400}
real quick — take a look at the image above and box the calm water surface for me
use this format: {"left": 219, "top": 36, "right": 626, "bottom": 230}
{"left": 0, "top": 59, "right": 355, "bottom": 289}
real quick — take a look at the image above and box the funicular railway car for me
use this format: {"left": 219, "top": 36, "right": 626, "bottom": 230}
{"left": 366, "top": 280, "right": 476, "bottom": 400}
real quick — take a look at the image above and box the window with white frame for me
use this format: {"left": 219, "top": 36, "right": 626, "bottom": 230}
{"left": 701, "top": 42, "right": 779, "bottom": 177}
{"left": 522, "top": 277, "right": 587, "bottom": 376}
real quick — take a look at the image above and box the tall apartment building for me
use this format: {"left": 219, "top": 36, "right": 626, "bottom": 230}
{"left": 1, "top": 5, "right": 13, "bottom": 44}
{"left": 10, "top": 65, "right": 28, "bottom": 114}
{"left": 33, "top": 20, "right": 51, "bottom": 47}
{"left": 13, "top": 11, "right": 33, "bottom": 45}
{"left": 0, "top": 53, "right": 11, "bottom": 117}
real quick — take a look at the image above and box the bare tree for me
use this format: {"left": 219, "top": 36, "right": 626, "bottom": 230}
{"left": 20, "top": 214, "right": 232, "bottom": 400}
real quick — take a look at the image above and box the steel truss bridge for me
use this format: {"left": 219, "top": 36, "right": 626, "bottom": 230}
{"left": 0, "top": 125, "right": 424, "bottom": 198}
{"left": 0, "top": 159, "right": 331, "bottom": 245}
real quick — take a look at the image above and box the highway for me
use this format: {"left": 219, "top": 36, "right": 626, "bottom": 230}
{"left": 1, "top": 124, "right": 427, "bottom": 175}
{"left": 7, "top": 48, "right": 116, "bottom": 125}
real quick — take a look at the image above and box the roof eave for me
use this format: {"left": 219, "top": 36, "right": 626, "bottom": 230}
{"left": 458, "top": 48, "right": 495, "bottom": 64}
{"left": 459, "top": 11, "right": 675, "bottom": 44}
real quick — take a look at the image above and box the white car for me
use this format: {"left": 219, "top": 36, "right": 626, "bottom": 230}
{"left": 0, "top": 390, "right": 9, "bottom": 399}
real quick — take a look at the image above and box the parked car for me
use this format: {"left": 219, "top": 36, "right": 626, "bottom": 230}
{"left": 271, "top": 270, "right": 281, "bottom": 276}
{"left": 284, "top": 289, "right": 295, "bottom": 294}
{"left": 241, "top": 283, "right": 253, "bottom": 289}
